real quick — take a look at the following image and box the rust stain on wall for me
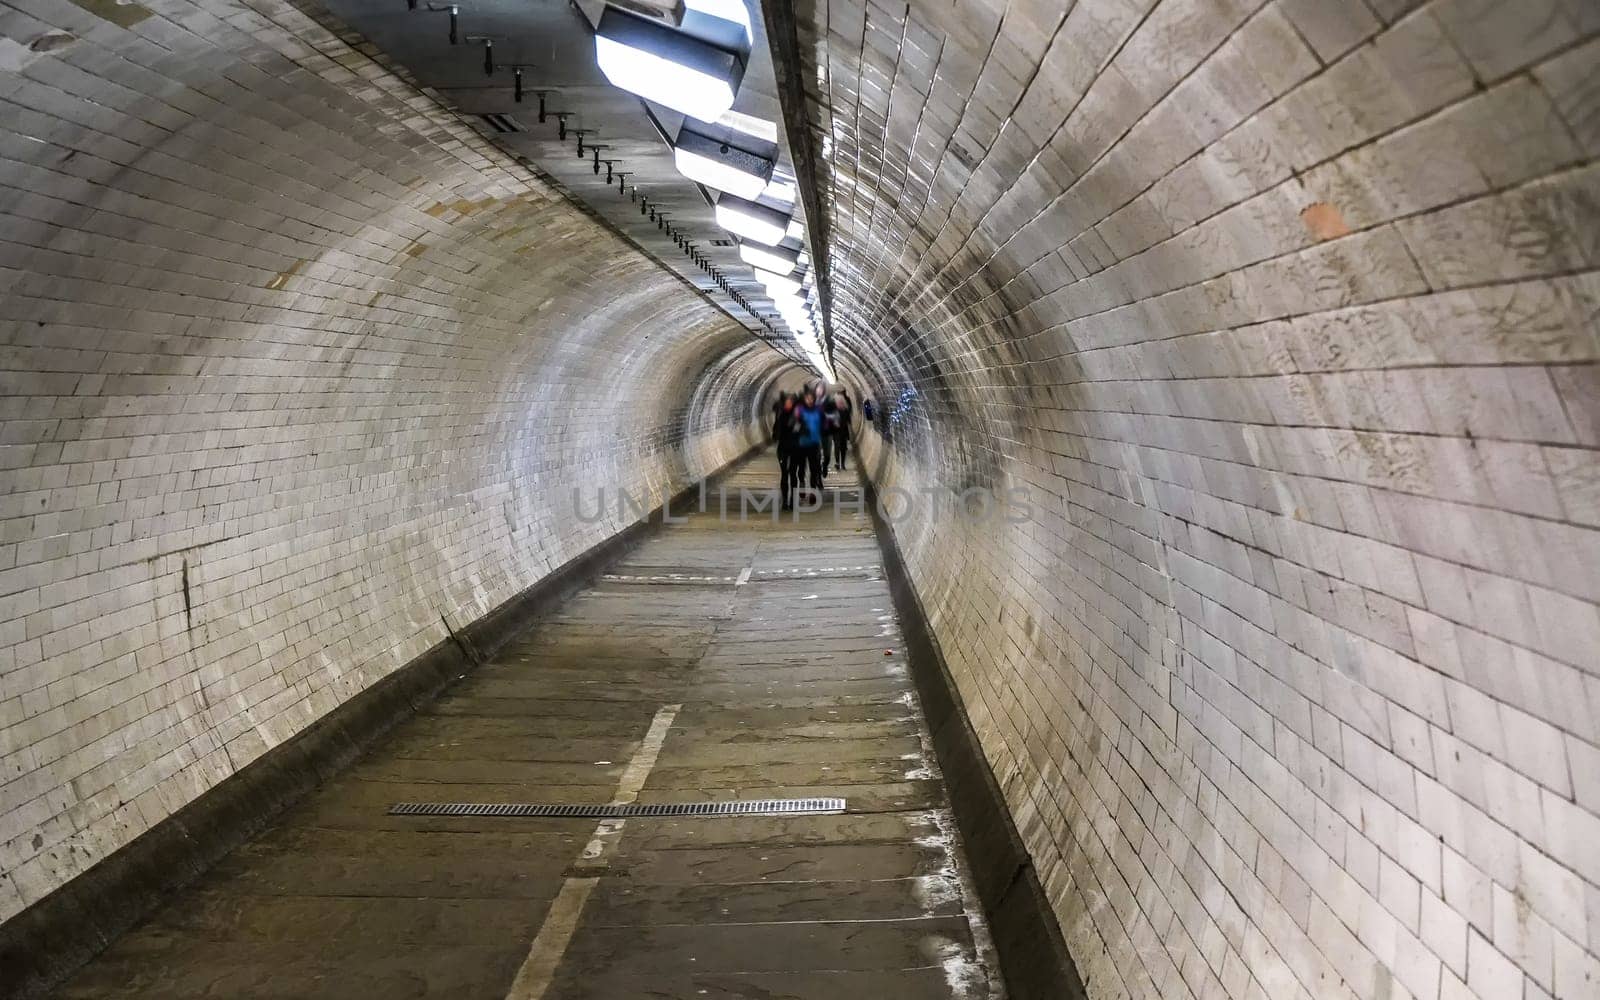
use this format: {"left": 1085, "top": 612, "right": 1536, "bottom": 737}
{"left": 1300, "top": 202, "right": 1351, "bottom": 241}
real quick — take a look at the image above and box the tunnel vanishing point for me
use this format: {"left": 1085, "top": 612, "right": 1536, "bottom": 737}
{"left": 0, "top": 0, "right": 1598, "bottom": 998}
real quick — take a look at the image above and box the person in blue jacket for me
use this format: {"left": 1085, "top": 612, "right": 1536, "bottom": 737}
{"left": 793, "top": 387, "right": 825, "bottom": 495}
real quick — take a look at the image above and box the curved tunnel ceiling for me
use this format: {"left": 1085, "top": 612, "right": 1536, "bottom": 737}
{"left": 309, "top": 0, "right": 830, "bottom": 368}
{"left": 785, "top": 2, "right": 1600, "bottom": 1000}
{"left": 0, "top": 1, "right": 1596, "bottom": 999}
{"left": 0, "top": 0, "right": 796, "bottom": 920}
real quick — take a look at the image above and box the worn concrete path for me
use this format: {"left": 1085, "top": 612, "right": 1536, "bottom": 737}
{"left": 53, "top": 452, "right": 1002, "bottom": 1000}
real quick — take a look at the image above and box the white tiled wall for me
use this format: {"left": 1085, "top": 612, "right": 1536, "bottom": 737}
{"left": 0, "top": 0, "right": 780, "bottom": 920}
{"left": 813, "top": 1, "right": 1600, "bottom": 997}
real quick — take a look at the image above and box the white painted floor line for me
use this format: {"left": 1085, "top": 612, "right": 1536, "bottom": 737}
{"left": 614, "top": 704, "right": 681, "bottom": 804}
{"left": 504, "top": 703, "right": 681, "bottom": 1000}
{"left": 753, "top": 564, "right": 881, "bottom": 576}
{"left": 603, "top": 574, "right": 734, "bottom": 583}
{"left": 503, "top": 878, "right": 597, "bottom": 1000}
{"left": 736, "top": 566, "right": 753, "bottom": 586}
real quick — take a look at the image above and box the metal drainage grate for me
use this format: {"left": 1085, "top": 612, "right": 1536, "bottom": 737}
{"left": 388, "top": 798, "right": 846, "bottom": 818}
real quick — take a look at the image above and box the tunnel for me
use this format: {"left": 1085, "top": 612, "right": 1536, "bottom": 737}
{"left": 1, "top": 0, "right": 1597, "bottom": 997}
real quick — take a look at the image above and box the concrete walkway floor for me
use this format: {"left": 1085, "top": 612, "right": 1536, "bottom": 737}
{"left": 50, "top": 453, "right": 1004, "bottom": 1000}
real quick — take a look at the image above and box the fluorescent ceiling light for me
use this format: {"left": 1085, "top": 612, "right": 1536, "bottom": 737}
{"left": 761, "top": 177, "right": 797, "bottom": 205}
{"left": 595, "top": 6, "right": 745, "bottom": 123}
{"left": 674, "top": 123, "right": 775, "bottom": 199}
{"left": 715, "top": 108, "right": 778, "bottom": 143}
{"left": 755, "top": 268, "right": 802, "bottom": 295}
{"left": 715, "top": 195, "right": 791, "bottom": 246}
{"left": 739, "top": 242, "right": 800, "bottom": 273}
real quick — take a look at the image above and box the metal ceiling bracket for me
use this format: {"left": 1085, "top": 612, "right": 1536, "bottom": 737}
{"left": 422, "top": 3, "right": 459, "bottom": 44}
{"left": 464, "top": 35, "right": 494, "bottom": 75}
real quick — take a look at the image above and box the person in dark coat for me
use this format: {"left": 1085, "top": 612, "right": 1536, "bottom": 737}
{"left": 773, "top": 393, "right": 800, "bottom": 508}
{"left": 832, "top": 389, "right": 853, "bottom": 471}
{"left": 820, "top": 391, "right": 839, "bottom": 477}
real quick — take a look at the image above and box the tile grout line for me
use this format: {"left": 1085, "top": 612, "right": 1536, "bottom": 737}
{"left": 503, "top": 703, "right": 681, "bottom": 1000}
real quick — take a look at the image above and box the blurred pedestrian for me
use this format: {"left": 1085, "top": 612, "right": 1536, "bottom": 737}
{"left": 821, "top": 390, "right": 839, "bottom": 477}
{"left": 773, "top": 392, "right": 800, "bottom": 508}
{"left": 794, "top": 387, "right": 825, "bottom": 496}
{"left": 833, "top": 388, "right": 853, "bottom": 470}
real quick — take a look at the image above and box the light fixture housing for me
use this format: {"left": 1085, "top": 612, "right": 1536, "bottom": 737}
{"left": 674, "top": 122, "right": 776, "bottom": 199}
{"left": 595, "top": 6, "right": 746, "bottom": 123}
{"left": 761, "top": 175, "right": 798, "bottom": 206}
{"left": 755, "top": 268, "right": 803, "bottom": 295}
{"left": 775, "top": 303, "right": 812, "bottom": 327}
{"left": 739, "top": 241, "right": 800, "bottom": 273}
{"left": 768, "top": 284, "right": 806, "bottom": 306}
{"left": 682, "top": 0, "right": 752, "bottom": 48}
{"left": 715, "top": 195, "right": 792, "bottom": 246}
{"left": 714, "top": 108, "right": 779, "bottom": 143}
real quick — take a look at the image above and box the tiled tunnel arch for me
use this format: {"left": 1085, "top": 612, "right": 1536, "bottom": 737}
{"left": 797, "top": 1, "right": 1599, "bottom": 999}
{"left": 0, "top": 0, "right": 1598, "bottom": 999}
{"left": 0, "top": 0, "right": 789, "bottom": 924}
